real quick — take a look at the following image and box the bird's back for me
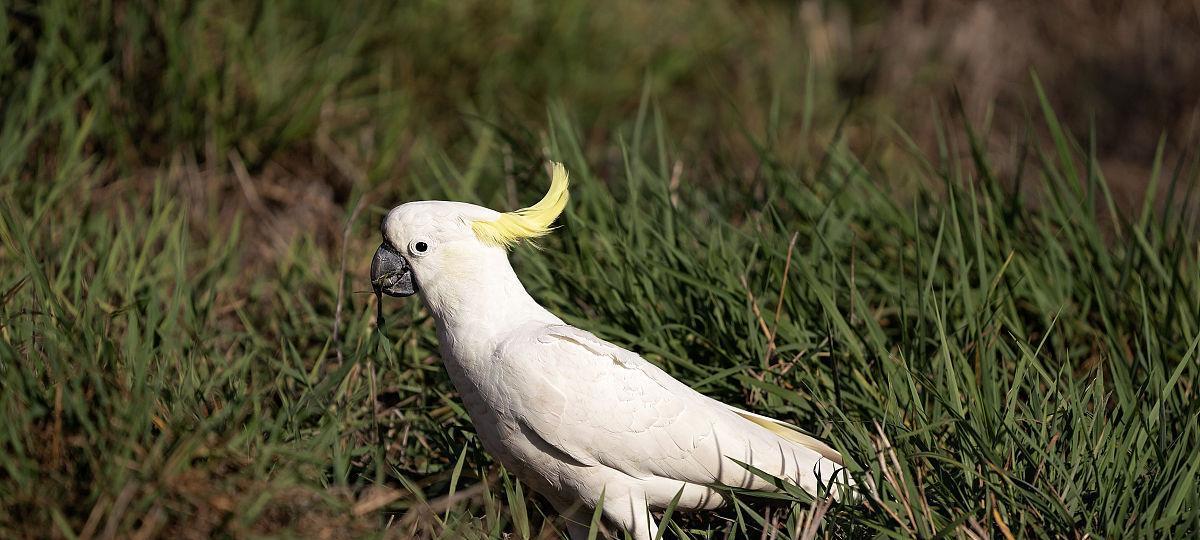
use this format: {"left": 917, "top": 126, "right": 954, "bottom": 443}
{"left": 489, "top": 323, "right": 851, "bottom": 506}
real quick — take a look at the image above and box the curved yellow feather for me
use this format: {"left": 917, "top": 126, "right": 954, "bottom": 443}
{"left": 472, "top": 162, "right": 570, "bottom": 248}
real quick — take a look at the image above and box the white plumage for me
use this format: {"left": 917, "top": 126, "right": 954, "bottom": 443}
{"left": 372, "top": 165, "right": 850, "bottom": 539}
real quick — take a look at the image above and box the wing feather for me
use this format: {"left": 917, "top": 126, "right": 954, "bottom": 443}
{"left": 495, "top": 324, "right": 846, "bottom": 495}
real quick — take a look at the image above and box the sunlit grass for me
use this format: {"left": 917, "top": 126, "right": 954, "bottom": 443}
{"left": 2, "top": 1, "right": 1198, "bottom": 538}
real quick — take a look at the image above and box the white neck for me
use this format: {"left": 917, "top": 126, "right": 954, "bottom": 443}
{"left": 416, "top": 246, "right": 561, "bottom": 352}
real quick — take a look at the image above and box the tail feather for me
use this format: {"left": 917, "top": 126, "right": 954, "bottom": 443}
{"left": 727, "top": 405, "right": 861, "bottom": 501}
{"left": 726, "top": 405, "right": 843, "bottom": 465}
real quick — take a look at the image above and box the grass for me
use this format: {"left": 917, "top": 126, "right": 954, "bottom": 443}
{"left": 2, "top": 1, "right": 1199, "bottom": 538}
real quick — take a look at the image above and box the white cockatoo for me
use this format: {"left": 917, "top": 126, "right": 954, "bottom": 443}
{"left": 371, "top": 163, "right": 851, "bottom": 539}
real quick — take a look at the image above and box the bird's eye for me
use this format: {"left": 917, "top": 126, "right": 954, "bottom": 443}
{"left": 411, "top": 240, "right": 429, "bottom": 255}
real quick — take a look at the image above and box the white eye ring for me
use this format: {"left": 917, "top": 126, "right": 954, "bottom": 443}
{"left": 409, "top": 240, "right": 431, "bottom": 256}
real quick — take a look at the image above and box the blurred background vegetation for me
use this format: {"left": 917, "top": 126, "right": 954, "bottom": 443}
{"left": 1, "top": 1, "right": 1198, "bottom": 538}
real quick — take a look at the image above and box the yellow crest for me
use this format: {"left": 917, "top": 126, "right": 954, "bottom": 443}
{"left": 472, "top": 162, "right": 570, "bottom": 248}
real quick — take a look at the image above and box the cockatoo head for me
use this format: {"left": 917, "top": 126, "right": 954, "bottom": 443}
{"left": 370, "top": 163, "right": 569, "bottom": 310}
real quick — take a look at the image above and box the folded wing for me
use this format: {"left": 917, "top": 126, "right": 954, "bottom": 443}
{"left": 494, "top": 324, "right": 848, "bottom": 498}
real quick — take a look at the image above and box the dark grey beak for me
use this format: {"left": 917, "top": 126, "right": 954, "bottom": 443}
{"left": 371, "top": 243, "right": 416, "bottom": 298}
